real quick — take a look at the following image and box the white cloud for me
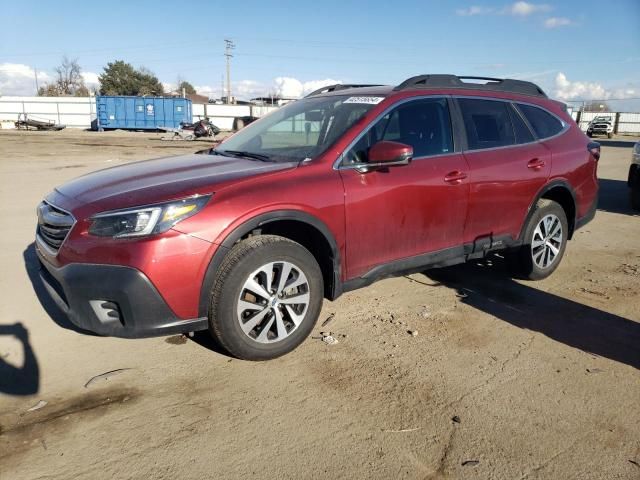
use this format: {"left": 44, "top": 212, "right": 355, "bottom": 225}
{"left": 81, "top": 71, "right": 100, "bottom": 87}
{"left": 456, "top": 2, "right": 551, "bottom": 17}
{"left": 554, "top": 72, "right": 637, "bottom": 101}
{"left": 0, "top": 63, "right": 50, "bottom": 96}
{"left": 194, "top": 85, "right": 216, "bottom": 97}
{"left": 233, "top": 80, "right": 266, "bottom": 99}
{"left": 456, "top": 6, "right": 494, "bottom": 16}
{"left": 273, "top": 77, "right": 341, "bottom": 98}
{"left": 506, "top": 1, "right": 551, "bottom": 16}
{"left": 544, "top": 16, "right": 572, "bottom": 28}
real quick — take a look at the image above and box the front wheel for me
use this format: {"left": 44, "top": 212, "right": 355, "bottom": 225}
{"left": 208, "top": 235, "right": 323, "bottom": 360}
{"left": 509, "top": 199, "right": 568, "bottom": 280}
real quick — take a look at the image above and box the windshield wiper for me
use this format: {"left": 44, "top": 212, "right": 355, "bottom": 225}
{"left": 214, "top": 149, "right": 272, "bottom": 162}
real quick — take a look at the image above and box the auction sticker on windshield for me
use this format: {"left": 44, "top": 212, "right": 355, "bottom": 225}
{"left": 344, "top": 97, "right": 385, "bottom": 104}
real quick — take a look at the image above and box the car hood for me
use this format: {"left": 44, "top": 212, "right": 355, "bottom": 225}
{"left": 52, "top": 153, "right": 298, "bottom": 210}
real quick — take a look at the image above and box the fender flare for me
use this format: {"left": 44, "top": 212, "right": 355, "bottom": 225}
{"left": 198, "top": 210, "right": 341, "bottom": 317}
{"left": 517, "top": 179, "right": 578, "bottom": 242}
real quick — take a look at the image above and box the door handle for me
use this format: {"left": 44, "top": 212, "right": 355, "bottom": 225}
{"left": 444, "top": 171, "right": 467, "bottom": 184}
{"left": 527, "top": 158, "right": 546, "bottom": 170}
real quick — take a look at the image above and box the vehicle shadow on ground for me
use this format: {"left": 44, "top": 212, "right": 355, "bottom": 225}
{"left": 597, "top": 178, "right": 637, "bottom": 216}
{"left": 23, "top": 243, "right": 94, "bottom": 336}
{"left": 0, "top": 323, "right": 40, "bottom": 395}
{"left": 188, "top": 331, "right": 235, "bottom": 357}
{"left": 424, "top": 256, "right": 640, "bottom": 370}
{"left": 596, "top": 139, "right": 637, "bottom": 149}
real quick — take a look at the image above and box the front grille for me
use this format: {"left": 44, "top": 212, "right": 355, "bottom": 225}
{"left": 37, "top": 201, "right": 75, "bottom": 252}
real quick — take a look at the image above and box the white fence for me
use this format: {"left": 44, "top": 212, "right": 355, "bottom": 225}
{"left": 0, "top": 96, "right": 279, "bottom": 131}
{"left": 2, "top": 96, "right": 639, "bottom": 135}
{"left": 570, "top": 110, "right": 640, "bottom": 134}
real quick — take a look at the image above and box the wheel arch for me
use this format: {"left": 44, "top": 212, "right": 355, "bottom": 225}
{"left": 519, "top": 180, "right": 577, "bottom": 242}
{"left": 198, "top": 210, "right": 342, "bottom": 318}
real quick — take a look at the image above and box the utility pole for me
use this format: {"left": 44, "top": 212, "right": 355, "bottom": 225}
{"left": 224, "top": 39, "right": 235, "bottom": 104}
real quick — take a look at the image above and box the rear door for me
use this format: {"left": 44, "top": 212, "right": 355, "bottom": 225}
{"left": 456, "top": 97, "right": 551, "bottom": 244}
{"left": 339, "top": 97, "right": 470, "bottom": 278}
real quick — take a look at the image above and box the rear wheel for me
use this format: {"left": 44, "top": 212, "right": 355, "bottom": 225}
{"left": 510, "top": 199, "right": 568, "bottom": 280}
{"left": 208, "top": 235, "right": 323, "bottom": 360}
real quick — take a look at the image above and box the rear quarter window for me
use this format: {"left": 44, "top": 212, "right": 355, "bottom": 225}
{"left": 517, "top": 104, "right": 564, "bottom": 139}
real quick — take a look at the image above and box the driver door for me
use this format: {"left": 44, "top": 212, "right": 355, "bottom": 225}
{"left": 338, "top": 97, "right": 470, "bottom": 278}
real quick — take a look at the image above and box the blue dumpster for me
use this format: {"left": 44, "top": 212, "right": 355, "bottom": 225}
{"left": 96, "top": 96, "right": 192, "bottom": 130}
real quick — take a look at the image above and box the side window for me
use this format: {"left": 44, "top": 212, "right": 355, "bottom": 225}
{"left": 508, "top": 104, "right": 535, "bottom": 144}
{"left": 517, "top": 104, "right": 564, "bottom": 139}
{"left": 458, "top": 98, "right": 515, "bottom": 150}
{"left": 343, "top": 98, "right": 453, "bottom": 165}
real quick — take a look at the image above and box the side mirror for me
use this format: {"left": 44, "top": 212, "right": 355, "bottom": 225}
{"left": 357, "top": 141, "right": 413, "bottom": 173}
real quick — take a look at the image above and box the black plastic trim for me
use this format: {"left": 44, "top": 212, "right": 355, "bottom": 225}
{"left": 518, "top": 180, "right": 578, "bottom": 241}
{"left": 342, "top": 236, "right": 520, "bottom": 294}
{"left": 575, "top": 197, "right": 597, "bottom": 231}
{"left": 198, "top": 210, "right": 342, "bottom": 316}
{"left": 37, "top": 250, "right": 207, "bottom": 338}
{"left": 305, "top": 84, "right": 384, "bottom": 97}
{"left": 394, "top": 74, "right": 547, "bottom": 98}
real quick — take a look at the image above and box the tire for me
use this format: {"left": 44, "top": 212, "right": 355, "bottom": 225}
{"left": 234, "top": 118, "right": 245, "bottom": 131}
{"left": 587, "top": 132, "right": 593, "bottom": 138}
{"left": 631, "top": 188, "right": 640, "bottom": 211}
{"left": 208, "top": 235, "right": 323, "bottom": 360}
{"left": 510, "top": 199, "right": 568, "bottom": 280}
{"left": 607, "top": 132, "right": 613, "bottom": 139}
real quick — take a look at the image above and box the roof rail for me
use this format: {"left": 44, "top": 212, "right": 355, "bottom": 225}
{"left": 393, "top": 75, "right": 547, "bottom": 98}
{"left": 305, "top": 84, "right": 384, "bottom": 98}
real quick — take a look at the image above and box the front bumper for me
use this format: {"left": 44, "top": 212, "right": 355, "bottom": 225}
{"left": 36, "top": 248, "right": 208, "bottom": 338}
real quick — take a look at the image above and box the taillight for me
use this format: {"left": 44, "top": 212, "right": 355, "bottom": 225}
{"left": 587, "top": 141, "right": 601, "bottom": 161}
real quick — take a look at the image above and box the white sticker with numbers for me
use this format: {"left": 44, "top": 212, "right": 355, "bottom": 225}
{"left": 344, "top": 96, "right": 385, "bottom": 104}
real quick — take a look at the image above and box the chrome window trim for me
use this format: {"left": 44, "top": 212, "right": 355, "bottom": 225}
{"left": 37, "top": 200, "right": 77, "bottom": 256}
{"left": 332, "top": 95, "right": 453, "bottom": 171}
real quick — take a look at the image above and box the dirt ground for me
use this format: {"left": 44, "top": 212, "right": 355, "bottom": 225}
{"left": 0, "top": 129, "right": 638, "bottom": 480}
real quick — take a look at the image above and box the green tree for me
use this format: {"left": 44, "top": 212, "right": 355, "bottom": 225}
{"left": 178, "top": 80, "right": 196, "bottom": 95}
{"left": 99, "top": 61, "right": 164, "bottom": 96}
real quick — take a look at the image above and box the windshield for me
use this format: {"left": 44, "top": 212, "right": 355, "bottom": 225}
{"left": 214, "top": 95, "right": 383, "bottom": 162}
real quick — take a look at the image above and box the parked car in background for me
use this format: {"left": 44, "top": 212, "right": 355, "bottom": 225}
{"left": 630, "top": 141, "right": 640, "bottom": 210}
{"left": 587, "top": 116, "right": 614, "bottom": 138}
{"left": 35, "top": 75, "right": 600, "bottom": 360}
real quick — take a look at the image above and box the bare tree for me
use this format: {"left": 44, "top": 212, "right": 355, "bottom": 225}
{"left": 38, "top": 56, "right": 88, "bottom": 96}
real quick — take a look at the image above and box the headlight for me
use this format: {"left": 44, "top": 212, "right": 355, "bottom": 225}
{"left": 89, "top": 195, "right": 211, "bottom": 238}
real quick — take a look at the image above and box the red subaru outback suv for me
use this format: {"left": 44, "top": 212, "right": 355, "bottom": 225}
{"left": 35, "top": 75, "right": 599, "bottom": 360}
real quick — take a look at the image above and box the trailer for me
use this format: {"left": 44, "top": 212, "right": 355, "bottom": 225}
{"left": 15, "top": 114, "right": 66, "bottom": 131}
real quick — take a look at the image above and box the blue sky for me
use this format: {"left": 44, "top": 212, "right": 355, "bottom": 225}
{"left": 1, "top": 0, "right": 639, "bottom": 107}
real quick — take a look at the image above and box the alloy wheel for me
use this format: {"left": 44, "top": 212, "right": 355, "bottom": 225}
{"left": 531, "top": 214, "right": 563, "bottom": 269}
{"left": 236, "top": 261, "right": 310, "bottom": 343}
